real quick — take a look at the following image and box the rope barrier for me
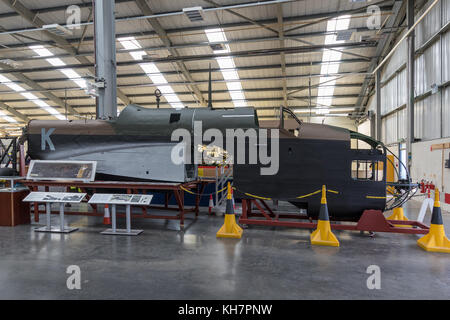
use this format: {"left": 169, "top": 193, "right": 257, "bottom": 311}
{"left": 180, "top": 183, "right": 386, "bottom": 202}
{"left": 179, "top": 185, "right": 228, "bottom": 196}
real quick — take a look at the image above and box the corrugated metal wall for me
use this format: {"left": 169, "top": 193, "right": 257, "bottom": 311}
{"left": 378, "top": 0, "right": 449, "bottom": 145}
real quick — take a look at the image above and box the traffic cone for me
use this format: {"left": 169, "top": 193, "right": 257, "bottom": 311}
{"left": 208, "top": 195, "right": 214, "bottom": 215}
{"left": 310, "top": 185, "right": 340, "bottom": 247}
{"left": 103, "top": 204, "right": 111, "bottom": 225}
{"left": 216, "top": 182, "right": 243, "bottom": 239}
{"left": 417, "top": 188, "right": 450, "bottom": 253}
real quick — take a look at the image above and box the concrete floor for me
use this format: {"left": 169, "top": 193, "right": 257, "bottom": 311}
{"left": 0, "top": 197, "right": 449, "bottom": 300}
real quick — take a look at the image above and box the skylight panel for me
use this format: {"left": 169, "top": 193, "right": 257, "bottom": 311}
{"left": 221, "top": 70, "right": 240, "bottom": 81}
{"left": 21, "top": 92, "right": 38, "bottom": 100}
{"left": 316, "top": 15, "right": 352, "bottom": 113}
{"left": 216, "top": 57, "right": 235, "bottom": 69}
{"left": 226, "top": 82, "right": 242, "bottom": 91}
{"left": 47, "top": 58, "right": 66, "bottom": 67}
{"left": 5, "top": 83, "right": 25, "bottom": 92}
{"left": 30, "top": 45, "right": 87, "bottom": 90}
{"left": 205, "top": 28, "right": 247, "bottom": 107}
{"left": 205, "top": 29, "right": 227, "bottom": 43}
{"left": 118, "top": 37, "right": 184, "bottom": 109}
{"left": 148, "top": 74, "right": 168, "bottom": 85}
{"left": 140, "top": 63, "right": 160, "bottom": 75}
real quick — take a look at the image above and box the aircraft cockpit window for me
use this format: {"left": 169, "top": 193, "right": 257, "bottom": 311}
{"left": 351, "top": 138, "right": 371, "bottom": 150}
{"left": 351, "top": 160, "right": 384, "bottom": 182}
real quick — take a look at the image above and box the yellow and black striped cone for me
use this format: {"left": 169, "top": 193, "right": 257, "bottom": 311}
{"left": 310, "top": 185, "right": 340, "bottom": 247}
{"left": 216, "top": 183, "right": 243, "bottom": 239}
{"left": 417, "top": 188, "right": 450, "bottom": 253}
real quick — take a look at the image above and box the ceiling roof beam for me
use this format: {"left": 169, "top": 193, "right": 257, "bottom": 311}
{"left": 0, "top": 82, "right": 363, "bottom": 96}
{"left": 0, "top": 100, "right": 29, "bottom": 122}
{"left": 0, "top": 56, "right": 369, "bottom": 75}
{"left": 0, "top": 82, "right": 364, "bottom": 94}
{"left": 138, "top": 41, "right": 377, "bottom": 64}
{"left": 0, "top": 26, "right": 399, "bottom": 56}
{"left": 23, "top": 71, "right": 369, "bottom": 87}
{"left": 4, "top": 92, "right": 361, "bottom": 104}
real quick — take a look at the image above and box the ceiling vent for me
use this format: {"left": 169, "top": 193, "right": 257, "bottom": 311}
{"left": 209, "top": 43, "right": 225, "bottom": 51}
{"left": 336, "top": 29, "right": 354, "bottom": 41}
{"left": 43, "top": 24, "right": 73, "bottom": 36}
{"left": 183, "top": 6, "right": 204, "bottom": 22}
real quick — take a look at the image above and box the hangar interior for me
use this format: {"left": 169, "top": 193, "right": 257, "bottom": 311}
{"left": 0, "top": 0, "right": 449, "bottom": 300}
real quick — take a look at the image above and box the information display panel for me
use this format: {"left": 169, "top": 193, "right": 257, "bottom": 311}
{"left": 88, "top": 194, "right": 153, "bottom": 206}
{"left": 23, "top": 192, "right": 86, "bottom": 203}
{"left": 26, "top": 160, "right": 97, "bottom": 182}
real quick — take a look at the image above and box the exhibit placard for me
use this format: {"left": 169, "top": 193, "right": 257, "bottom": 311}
{"left": 23, "top": 192, "right": 87, "bottom": 203}
{"left": 88, "top": 194, "right": 153, "bottom": 206}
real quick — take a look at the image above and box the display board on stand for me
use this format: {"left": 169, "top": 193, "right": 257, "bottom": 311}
{"left": 23, "top": 192, "right": 87, "bottom": 234}
{"left": 26, "top": 160, "right": 97, "bottom": 182}
{"left": 89, "top": 194, "right": 153, "bottom": 236}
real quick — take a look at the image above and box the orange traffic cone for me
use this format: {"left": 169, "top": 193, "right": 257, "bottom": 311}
{"left": 103, "top": 204, "right": 111, "bottom": 225}
{"left": 209, "top": 195, "right": 214, "bottom": 215}
{"left": 417, "top": 188, "right": 450, "bottom": 253}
